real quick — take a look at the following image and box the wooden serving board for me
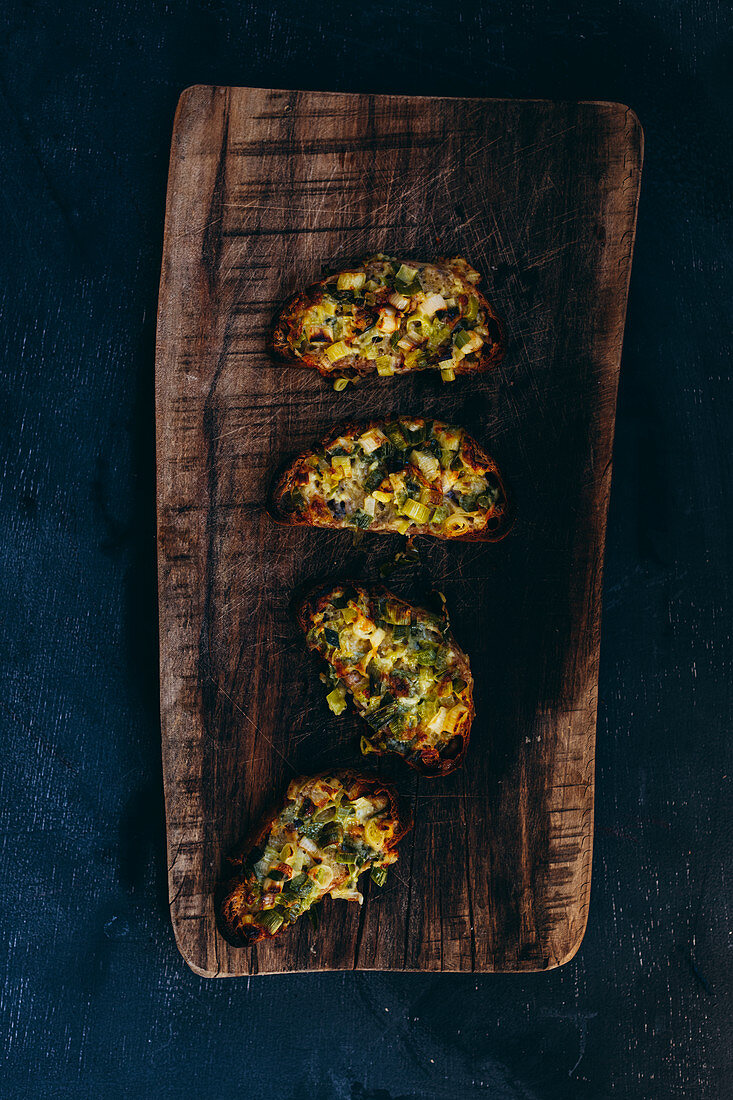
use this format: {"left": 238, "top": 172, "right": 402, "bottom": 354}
{"left": 155, "top": 86, "right": 642, "bottom": 977}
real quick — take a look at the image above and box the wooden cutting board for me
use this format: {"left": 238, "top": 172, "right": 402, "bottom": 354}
{"left": 155, "top": 85, "right": 642, "bottom": 977}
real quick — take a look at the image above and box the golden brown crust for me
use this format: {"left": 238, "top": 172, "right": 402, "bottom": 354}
{"left": 296, "top": 583, "right": 474, "bottom": 777}
{"left": 269, "top": 417, "right": 513, "bottom": 543}
{"left": 217, "top": 770, "right": 411, "bottom": 948}
{"left": 269, "top": 256, "right": 504, "bottom": 381}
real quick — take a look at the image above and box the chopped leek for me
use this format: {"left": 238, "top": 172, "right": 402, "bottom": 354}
{"left": 410, "top": 449, "right": 440, "bottom": 482}
{"left": 364, "top": 819, "right": 385, "bottom": 850}
{"left": 359, "top": 427, "right": 388, "bottom": 454}
{"left": 465, "top": 294, "right": 479, "bottom": 322}
{"left": 256, "top": 909, "right": 284, "bottom": 934}
{"left": 337, "top": 272, "right": 366, "bottom": 291}
{"left": 421, "top": 293, "right": 446, "bottom": 315}
{"left": 403, "top": 348, "right": 426, "bottom": 370}
{"left": 402, "top": 422, "right": 426, "bottom": 445}
{"left": 333, "top": 377, "right": 350, "bottom": 392}
{"left": 317, "top": 823, "right": 343, "bottom": 850}
{"left": 453, "top": 329, "right": 471, "bottom": 350}
{"left": 326, "top": 686, "right": 347, "bottom": 715}
{"left": 364, "top": 465, "right": 387, "bottom": 492}
{"left": 384, "top": 422, "right": 408, "bottom": 448}
{"left": 331, "top": 454, "right": 351, "bottom": 474}
{"left": 427, "top": 323, "right": 452, "bottom": 352}
{"left": 401, "top": 498, "right": 431, "bottom": 524}
{"left": 394, "top": 263, "right": 418, "bottom": 283}
{"left": 370, "top": 866, "right": 388, "bottom": 887}
{"left": 376, "top": 355, "right": 395, "bottom": 376}
{"left": 325, "top": 341, "right": 350, "bottom": 363}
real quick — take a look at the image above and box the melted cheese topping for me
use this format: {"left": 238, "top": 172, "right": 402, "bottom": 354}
{"left": 283, "top": 255, "right": 499, "bottom": 385}
{"left": 306, "top": 586, "right": 473, "bottom": 768}
{"left": 283, "top": 417, "right": 504, "bottom": 539}
{"left": 230, "top": 775, "right": 399, "bottom": 938}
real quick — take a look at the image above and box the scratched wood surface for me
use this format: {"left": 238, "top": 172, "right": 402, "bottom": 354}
{"left": 155, "top": 86, "right": 642, "bottom": 977}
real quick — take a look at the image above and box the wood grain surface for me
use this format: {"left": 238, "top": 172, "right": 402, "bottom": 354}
{"left": 155, "top": 86, "right": 642, "bottom": 977}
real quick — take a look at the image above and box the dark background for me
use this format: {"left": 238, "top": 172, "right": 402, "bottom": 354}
{"left": 1, "top": 1, "right": 731, "bottom": 1097}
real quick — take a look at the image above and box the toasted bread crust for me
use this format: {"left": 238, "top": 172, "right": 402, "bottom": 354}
{"left": 270, "top": 256, "right": 503, "bottom": 381}
{"left": 297, "top": 584, "right": 474, "bottom": 777}
{"left": 269, "top": 417, "right": 513, "bottom": 543}
{"left": 217, "top": 770, "right": 410, "bottom": 947}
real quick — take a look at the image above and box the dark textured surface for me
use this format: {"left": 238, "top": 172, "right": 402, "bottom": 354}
{"left": 1, "top": 1, "right": 730, "bottom": 1097}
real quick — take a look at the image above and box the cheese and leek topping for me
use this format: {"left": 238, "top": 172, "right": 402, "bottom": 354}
{"left": 280, "top": 417, "right": 504, "bottom": 539}
{"left": 306, "top": 586, "right": 473, "bottom": 766}
{"left": 285, "top": 255, "right": 499, "bottom": 385}
{"left": 230, "top": 775, "right": 398, "bottom": 938}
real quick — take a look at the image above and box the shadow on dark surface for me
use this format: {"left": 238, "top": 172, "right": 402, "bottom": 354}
{"left": 0, "top": 0, "right": 731, "bottom": 1097}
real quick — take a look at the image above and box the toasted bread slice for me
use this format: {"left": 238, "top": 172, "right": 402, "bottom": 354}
{"left": 271, "top": 416, "right": 511, "bottom": 542}
{"left": 298, "top": 583, "right": 474, "bottom": 777}
{"left": 270, "top": 255, "right": 503, "bottom": 387}
{"left": 218, "top": 771, "right": 409, "bottom": 947}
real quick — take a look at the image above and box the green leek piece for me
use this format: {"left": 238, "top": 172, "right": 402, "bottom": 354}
{"left": 427, "top": 323, "right": 452, "bottom": 351}
{"left": 326, "top": 686, "right": 347, "bottom": 715}
{"left": 370, "top": 866, "right": 388, "bottom": 887}
{"left": 325, "top": 341, "right": 350, "bottom": 363}
{"left": 364, "top": 465, "right": 387, "bottom": 493}
{"left": 402, "top": 423, "right": 426, "bottom": 445}
{"left": 394, "top": 263, "right": 417, "bottom": 283}
{"left": 318, "top": 822, "right": 344, "bottom": 848}
{"left": 256, "top": 909, "right": 284, "bottom": 933}
{"left": 337, "top": 272, "right": 366, "bottom": 291}
{"left": 401, "top": 498, "right": 431, "bottom": 524}
{"left": 352, "top": 510, "right": 373, "bottom": 529}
